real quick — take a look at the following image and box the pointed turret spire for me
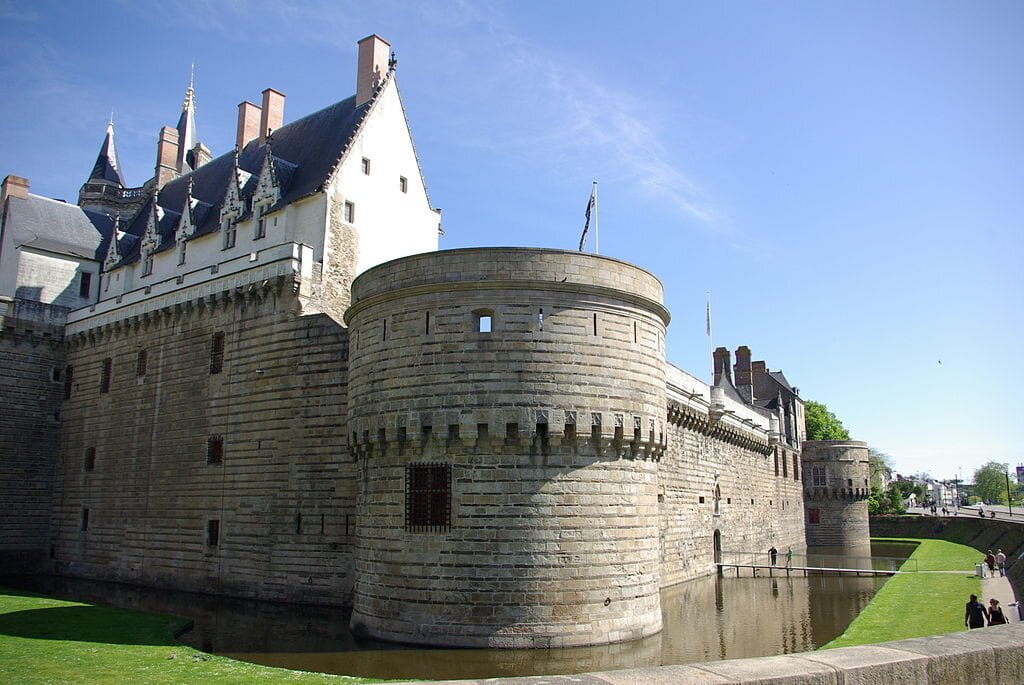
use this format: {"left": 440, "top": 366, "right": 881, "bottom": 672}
{"left": 103, "top": 212, "right": 122, "bottom": 272}
{"left": 88, "top": 120, "right": 126, "bottom": 186}
{"left": 175, "top": 64, "right": 197, "bottom": 173}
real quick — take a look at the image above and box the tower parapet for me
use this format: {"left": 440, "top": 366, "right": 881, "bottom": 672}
{"left": 345, "top": 247, "right": 669, "bottom": 648}
{"left": 801, "top": 440, "right": 870, "bottom": 548}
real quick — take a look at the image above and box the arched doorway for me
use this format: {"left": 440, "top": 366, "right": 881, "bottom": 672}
{"left": 713, "top": 529, "right": 722, "bottom": 568}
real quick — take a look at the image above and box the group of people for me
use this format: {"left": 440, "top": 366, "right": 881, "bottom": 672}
{"left": 965, "top": 594, "right": 1010, "bottom": 628}
{"left": 984, "top": 549, "right": 1008, "bottom": 577}
{"left": 767, "top": 546, "right": 793, "bottom": 567}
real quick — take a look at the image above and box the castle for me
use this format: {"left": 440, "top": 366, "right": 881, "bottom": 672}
{"left": 0, "top": 35, "right": 870, "bottom": 649}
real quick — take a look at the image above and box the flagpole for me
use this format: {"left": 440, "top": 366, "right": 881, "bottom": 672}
{"left": 593, "top": 181, "right": 599, "bottom": 255}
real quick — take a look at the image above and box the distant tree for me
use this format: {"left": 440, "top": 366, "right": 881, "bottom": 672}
{"left": 868, "top": 448, "right": 893, "bottom": 489}
{"left": 973, "top": 461, "right": 1011, "bottom": 505}
{"left": 868, "top": 484, "right": 907, "bottom": 515}
{"left": 886, "top": 484, "right": 908, "bottom": 514}
{"left": 804, "top": 400, "right": 851, "bottom": 441}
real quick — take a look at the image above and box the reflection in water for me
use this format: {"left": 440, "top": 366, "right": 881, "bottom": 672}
{"left": 3, "top": 543, "right": 907, "bottom": 681}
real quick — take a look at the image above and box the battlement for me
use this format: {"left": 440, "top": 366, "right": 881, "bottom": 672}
{"left": 0, "top": 296, "right": 70, "bottom": 339}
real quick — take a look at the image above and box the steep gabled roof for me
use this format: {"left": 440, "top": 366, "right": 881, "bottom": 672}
{"left": 769, "top": 370, "right": 795, "bottom": 394}
{"left": 4, "top": 193, "right": 110, "bottom": 260}
{"left": 88, "top": 122, "right": 126, "bottom": 186}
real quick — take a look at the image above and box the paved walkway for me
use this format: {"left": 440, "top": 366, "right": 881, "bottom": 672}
{"left": 981, "top": 568, "right": 1021, "bottom": 623}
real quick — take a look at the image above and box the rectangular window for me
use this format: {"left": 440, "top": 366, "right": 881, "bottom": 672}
{"left": 813, "top": 465, "right": 826, "bottom": 488}
{"left": 255, "top": 208, "right": 267, "bottom": 240}
{"left": 782, "top": 451, "right": 788, "bottom": 477}
{"left": 808, "top": 508, "right": 821, "bottom": 525}
{"left": 793, "top": 454, "right": 800, "bottom": 481}
{"left": 538, "top": 308, "right": 544, "bottom": 331}
{"left": 405, "top": 462, "right": 452, "bottom": 532}
{"left": 79, "top": 272, "right": 92, "bottom": 298}
{"left": 361, "top": 157, "right": 371, "bottom": 175}
{"left": 344, "top": 201, "right": 355, "bottom": 223}
{"left": 207, "top": 436, "right": 224, "bottom": 465}
{"left": 399, "top": 176, "right": 408, "bottom": 193}
{"left": 774, "top": 453, "right": 779, "bottom": 476}
{"left": 475, "top": 311, "right": 493, "bottom": 333}
{"left": 207, "top": 519, "right": 220, "bottom": 547}
{"left": 81, "top": 508, "right": 90, "bottom": 532}
{"left": 210, "top": 332, "right": 225, "bottom": 374}
{"left": 99, "top": 357, "right": 112, "bottom": 393}
{"left": 51, "top": 367, "right": 62, "bottom": 383}
{"left": 223, "top": 220, "right": 237, "bottom": 249}
{"left": 64, "top": 366, "right": 73, "bottom": 400}
{"left": 84, "top": 447, "right": 96, "bottom": 472}
{"left": 136, "top": 350, "right": 147, "bottom": 377}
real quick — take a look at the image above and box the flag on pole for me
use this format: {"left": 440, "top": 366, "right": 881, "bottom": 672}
{"left": 579, "top": 185, "right": 596, "bottom": 251}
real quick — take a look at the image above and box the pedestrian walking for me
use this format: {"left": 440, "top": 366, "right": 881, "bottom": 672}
{"left": 786, "top": 547, "right": 793, "bottom": 568}
{"left": 965, "top": 594, "right": 988, "bottom": 629}
{"left": 988, "top": 599, "right": 1008, "bottom": 625}
{"left": 985, "top": 550, "right": 996, "bottom": 574}
{"left": 768, "top": 546, "right": 778, "bottom": 566}
{"left": 996, "top": 549, "right": 1007, "bottom": 577}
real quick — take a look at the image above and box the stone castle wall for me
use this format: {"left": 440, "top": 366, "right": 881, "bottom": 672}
{"left": 51, "top": 282, "right": 355, "bottom": 605}
{"left": 345, "top": 248, "right": 670, "bottom": 648}
{"left": 0, "top": 297, "right": 65, "bottom": 573}
{"left": 801, "top": 440, "right": 870, "bottom": 548}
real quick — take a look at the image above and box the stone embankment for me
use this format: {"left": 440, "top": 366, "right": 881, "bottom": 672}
{"left": 389, "top": 515, "right": 1024, "bottom": 684}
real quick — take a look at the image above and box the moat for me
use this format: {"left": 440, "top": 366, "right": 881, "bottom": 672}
{"left": 4, "top": 542, "right": 914, "bottom": 680}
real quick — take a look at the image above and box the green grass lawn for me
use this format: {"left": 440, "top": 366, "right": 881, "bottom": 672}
{"left": 823, "top": 538, "right": 982, "bottom": 648}
{"left": 0, "top": 587, "right": 381, "bottom": 685}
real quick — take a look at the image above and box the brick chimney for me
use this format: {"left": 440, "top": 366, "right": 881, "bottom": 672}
{"left": 259, "top": 89, "right": 285, "bottom": 145}
{"left": 2, "top": 175, "right": 30, "bottom": 204}
{"left": 356, "top": 34, "right": 391, "bottom": 107}
{"left": 236, "top": 101, "right": 262, "bottom": 150}
{"left": 734, "top": 345, "right": 753, "bottom": 404}
{"left": 154, "top": 127, "right": 180, "bottom": 188}
{"left": 713, "top": 347, "right": 732, "bottom": 385}
{"left": 191, "top": 143, "right": 213, "bottom": 169}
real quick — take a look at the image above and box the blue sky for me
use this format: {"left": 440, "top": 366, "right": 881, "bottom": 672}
{"left": 2, "top": 1, "right": 1021, "bottom": 481}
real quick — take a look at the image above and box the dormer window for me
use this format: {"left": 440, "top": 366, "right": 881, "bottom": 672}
{"left": 362, "top": 157, "right": 371, "bottom": 175}
{"left": 142, "top": 253, "right": 154, "bottom": 277}
{"left": 223, "top": 219, "right": 237, "bottom": 249}
{"left": 399, "top": 176, "right": 408, "bottom": 193}
{"left": 178, "top": 240, "right": 187, "bottom": 265}
{"left": 254, "top": 205, "right": 268, "bottom": 240}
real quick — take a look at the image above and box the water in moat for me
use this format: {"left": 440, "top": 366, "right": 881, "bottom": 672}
{"left": 6, "top": 541, "right": 916, "bottom": 680}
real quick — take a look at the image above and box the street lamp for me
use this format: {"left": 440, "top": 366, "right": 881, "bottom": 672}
{"left": 1007, "top": 470, "right": 1014, "bottom": 518}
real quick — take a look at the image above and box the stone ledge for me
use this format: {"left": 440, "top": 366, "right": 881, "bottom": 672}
{"left": 385, "top": 623, "right": 1024, "bottom": 684}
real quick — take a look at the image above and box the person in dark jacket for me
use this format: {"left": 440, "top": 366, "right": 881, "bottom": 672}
{"left": 966, "top": 594, "right": 988, "bottom": 629}
{"left": 988, "top": 598, "right": 1008, "bottom": 625}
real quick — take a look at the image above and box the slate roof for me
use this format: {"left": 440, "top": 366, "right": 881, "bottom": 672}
{"left": 4, "top": 194, "right": 111, "bottom": 260}
{"left": 113, "top": 91, "right": 371, "bottom": 266}
{"left": 714, "top": 371, "right": 748, "bottom": 406}
{"left": 88, "top": 123, "right": 126, "bottom": 186}
{"left": 769, "top": 370, "right": 795, "bottom": 394}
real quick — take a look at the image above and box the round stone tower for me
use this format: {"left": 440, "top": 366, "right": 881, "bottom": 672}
{"left": 801, "top": 440, "right": 871, "bottom": 549}
{"left": 344, "top": 248, "right": 670, "bottom": 648}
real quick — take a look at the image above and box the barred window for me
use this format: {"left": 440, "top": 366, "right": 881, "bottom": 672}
{"left": 100, "top": 357, "right": 112, "bottom": 393}
{"left": 210, "top": 332, "right": 225, "bottom": 374}
{"left": 136, "top": 350, "right": 148, "bottom": 377}
{"left": 64, "top": 365, "right": 74, "bottom": 400}
{"left": 405, "top": 462, "right": 451, "bottom": 532}
{"left": 207, "top": 436, "right": 224, "bottom": 465}
{"left": 207, "top": 519, "right": 220, "bottom": 547}
{"left": 812, "top": 465, "right": 826, "bottom": 488}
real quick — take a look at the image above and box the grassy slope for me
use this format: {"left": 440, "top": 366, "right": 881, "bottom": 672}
{"left": 0, "top": 588, "right": 379, "bottom": 685}
{"left": 823, "top": 538, "right": 982, "bottom": 648}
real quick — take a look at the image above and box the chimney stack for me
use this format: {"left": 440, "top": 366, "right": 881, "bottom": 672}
{"left": 259, "top": 89, "right": 285, "bottom": 145}
{"left": 236, "top": 101, "right": 262, "bottom": 150}
{"left": 713, "top": 347, "right": 732, "bottom": 385}
{"left": 2, "top": 175, "right": 30, "bottom": 204}
{"left": 734, "top": 346, "right": 753, "bottom": 404}
{"left": 356, "top": 34, "right": 391, "bottom": 107}
{"left": 154, "top": 126, "right": 180, "bottom": 188}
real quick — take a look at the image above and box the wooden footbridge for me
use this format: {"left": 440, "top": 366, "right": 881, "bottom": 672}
{"left": 717, "top": 562, "right": 897, "bottom": 578}
{"left": 717, "top": 550, "right": 912, "bottom": 578}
